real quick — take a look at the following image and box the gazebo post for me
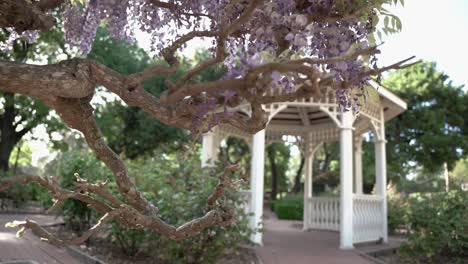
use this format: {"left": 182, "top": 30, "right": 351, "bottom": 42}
{"left": 354, "top": 136, "right": 364, "bottom": 194}
{"left": 375, "top": 108, "right": 388, "bottom": 243}
{"left": 339, "top": 110, "right": 354, "bottom": 249}
{"left": 201, "top": 129, "right": 219, "bottom": 167}
{"left": 250, "top": 129, "right": 266, "bottom": 245}
{"left": 303, "top": 137, "right": 314, "bottom": 231}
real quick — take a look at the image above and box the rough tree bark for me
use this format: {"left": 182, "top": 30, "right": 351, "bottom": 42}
{"left": 0, "top": 93, "right": 30, "bottom": 173}
{"left": 0, "top": 0, "right": 418, "bottom": 246}
{"left": 267, "top": 146, "right": 278, "bottom": 201}
{"left": 291, "top": 155, "right": 305, "bottom": 194}
{"left": 0, "top": 0, "right": 63, "bottom": 32}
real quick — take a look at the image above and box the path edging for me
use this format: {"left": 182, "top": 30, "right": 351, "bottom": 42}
{"left": 65, "top": 246, "right": 107, "bottom": 264}
{"left": 34, "top": 220, "right": 107, "bottom": 264}
{"left": 358, "top": 246, "right": 399, "bottom": 264}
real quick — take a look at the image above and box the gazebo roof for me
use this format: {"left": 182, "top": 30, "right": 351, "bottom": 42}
{"left": 216, "top": 80, "right": 407, "bottom": 146}
{"left": 372, "top": 81, "right": 407, "bottom": 121}
{"left": 267, "top": 80, "right": 406, "bottom": 129}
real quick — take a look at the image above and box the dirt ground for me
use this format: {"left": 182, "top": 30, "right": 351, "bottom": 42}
{"left": 46, "top": 224, "right": 259, "bottom": 264}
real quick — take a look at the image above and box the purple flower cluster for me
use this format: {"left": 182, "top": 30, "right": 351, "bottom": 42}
{"left": 227, "top": 0, "right": 374, "bottom": 110}
{"left": 0, "top": 28, "right": 38, "bottom": 53}
{"left": 1, "top": 0, "right": 382, "bottom": 129}
{"left": 63, "top": 0, "right": 135, "bottom": 54}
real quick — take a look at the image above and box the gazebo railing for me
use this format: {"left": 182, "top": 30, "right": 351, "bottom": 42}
{"left": 305, "top": 194, "right": 384, "bottom": 243}
{"left": 352, "top": 194, "right": 384, "bottom": 243}
{"left": 306, "top": 197, "right": 340, "bottom": 231}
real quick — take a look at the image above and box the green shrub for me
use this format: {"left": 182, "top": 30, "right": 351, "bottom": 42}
{"left": 108, "top": 222, "right": 148, "bottom": 257}
{"left": 269, "top": 201, "right": 275, "bottom": 211}
{"left": 387, "top": 184, "right": 407, "bottom": 234}
{"left": 52, "top": 150, "right": 114, "bottom": 234}
{"left": 387, "top": 196, "right": 407, "bottom": 234}
{"left": 106, "top": 151, "right": 253, "bottom": 263}
{"left": 273, "top": 194, "right": 303, "bottom": 220}
{"left": 45, "top": 148, "right": 253, "bottom": 263}
{"left": 400, "top": 191, "right": 468, "bottom": 263}
{"left": 0, "top": 170, "right": 51, "bottom": 209}
{"left": 274, "top": 202, "right": 303, "bottom": 220}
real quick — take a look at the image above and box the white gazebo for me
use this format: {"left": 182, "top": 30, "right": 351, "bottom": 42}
{"left": 201, "top": 80, "right": 407, "bottom": 249}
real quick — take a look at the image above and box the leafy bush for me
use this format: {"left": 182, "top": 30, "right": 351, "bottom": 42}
{"left": 52, "top": 150, "right": 113, "bottom": 234}
{"left": 107, "top": 223, "right": 148, "bottom": 257}
{"left": 106, "top": 151, "right": 253, "bottom": 263}
{"left": 387, "top": 195, "right": 407, "bottom": 234}
{"left": 400, "top": 191, "right": 468, "bottom": 263}
{"left": 45, "top": 148, "right": 253, "bottom": 262}
{"left": 274, "top": 203, "right": 303, "bottom": 220}
{"left": 387, "top": 184, "right": 407, "bottom": 234}
{"left": 273, "top": 194, "right": 303, "bottom": 220}
{"left": 0, "top": 182, "right": 31, "bottom": 208}
{"left": 0, "top": 170, "right": 51, "bottom": 209}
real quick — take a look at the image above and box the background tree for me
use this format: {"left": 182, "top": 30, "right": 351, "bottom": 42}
{"left": 90, "top": 30, "right": 227, "bottom": 158}
{"left": 312, "top": 143, "right": 340, "bottom": 190}
{"left": 265, "top": 143, "right": 290, "bottom": 200}
{"left": 291, "top": 154, "right": 305, "bottom": 194}
{"left": 89, "top": 28, "right": 187, "bottom": 158}
{"left": 451, "top": 158, "right": 468, "bottom": 190}
{"left": 381, "top": 62, "right": 468, "bottom": 189}
{"left": 218, "top": 137, "right": 251, "bottom": 177}
{"left": 0, "top": 28, "right": 67, "bottom": 173}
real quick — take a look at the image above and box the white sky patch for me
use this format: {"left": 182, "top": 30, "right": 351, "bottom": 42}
{"left": 378, "top": 0, "right": 468, "bottom": 89}
{"left": 134, "top": 21, "right": 212, "bottom": 59}
{"left": 25, "top": 125, "right": 54, "bottom": 168}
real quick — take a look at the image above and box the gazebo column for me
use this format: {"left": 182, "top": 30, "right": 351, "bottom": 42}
{"left": 250, "top": 129, "right": 265, "bottom": 244}
{"left": 201, "top": 130, "right": 219, "bottom": 167}
{"left": 303, "top": 141, "right": 315, "bottom": 230}
{"left": 339, "top": 110, "right": 354, "bottom": 249}
{"left": 354, "top": 136, "right": 364, "bottom": 194}
{"left": 375, "top": 108, "right": 388, "bottom": 243}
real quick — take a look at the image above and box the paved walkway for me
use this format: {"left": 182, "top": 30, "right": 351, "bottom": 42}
{"left": 255, "top": 210, "right": 374, "bottom": 264}
{"left": 0, "top": 213, "right": 81, "bottom": 264}
{"left": 0, "top": 212, "right": 401, "bottom": 264}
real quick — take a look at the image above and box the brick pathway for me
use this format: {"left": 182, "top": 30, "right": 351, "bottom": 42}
{"left": 0, "top": 214, "right": 81, "bottom": 264}
{"left": 255, "top": 210, "right": 373, "bottom": 264}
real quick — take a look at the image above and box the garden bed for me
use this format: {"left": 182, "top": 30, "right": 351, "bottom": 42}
{"left": 372, "top": 250, "right": 467, "bottom": 264}
{"left": 358, "top": 238, "right": 468, "bottom": 264}
{"left": 45, "top": 224, "right": 260, "bottom": 264}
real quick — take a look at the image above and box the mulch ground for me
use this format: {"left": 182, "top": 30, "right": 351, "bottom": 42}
{"left": 45, "top": 224, "right": 259, "bottom": 264}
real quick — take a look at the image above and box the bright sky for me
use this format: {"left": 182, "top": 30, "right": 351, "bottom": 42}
{"left": 378, "top": 0, "right": 468, "bottom": 89}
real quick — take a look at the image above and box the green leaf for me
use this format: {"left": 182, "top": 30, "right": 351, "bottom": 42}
{"left": 5, "top": 220, "right": 25, "bottom": 228}
{"left": 395, "top": 17, "right": 402, "bottom": 31}
{"left": 16, "top": 227, "right": 26, "bottom": 238}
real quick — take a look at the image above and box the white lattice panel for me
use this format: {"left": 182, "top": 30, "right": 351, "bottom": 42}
{"left": 307, "top": 197, "right": 340, "bottom": 231}
{"left": 352, "top": 194, "right": 384, "bottom": 243}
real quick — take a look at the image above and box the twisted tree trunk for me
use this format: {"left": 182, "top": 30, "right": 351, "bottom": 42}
{"left": 267, "top": 146, "right": 278, "bottom": 200}
{"left": 291, "top": 156, "right": 305, "bottom": 194}
{"left": 0, "top": 93, "right": 30, "bottom": 173}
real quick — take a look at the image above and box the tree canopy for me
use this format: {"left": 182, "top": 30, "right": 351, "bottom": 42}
{"left": 0, "top": 0, "right": 413, "bottom": 245}
{"left": 0, "top": 28, "right": 68, "bottom": 173}
{"left": 382, "top": 62, "right": 468, "bottom": 183}
{"left": 89, "top": 28, "right": 188, "bottom": 158}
